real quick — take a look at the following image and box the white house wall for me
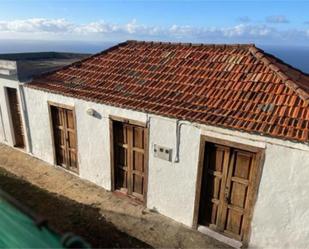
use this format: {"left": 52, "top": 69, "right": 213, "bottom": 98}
{"left": 24, "top": 88, "right": 202, "bottom": 226}
{"left": 0, "top": 99, "right": 6, "bottom": 142}
{"left": 250, "top": 144, "right": 309, "bottom": 249}
{"left": 24, "top": 88, "right": 149, "bottom": 190}
{"left": 147, "top": 117, "right": 201, "bottom": 225}
{"left": 16, "top": 87, "right": 309, "bottom": 248}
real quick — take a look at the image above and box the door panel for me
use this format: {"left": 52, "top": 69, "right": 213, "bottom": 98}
{"left": 198, "top": 143, "right": 230, "bottom": 229}
{"left": 225, "top": 209, "right": 243, "bottom": 237}
{"left": 6, "top": 88, "right": 25, "bottom": 148}
{"left": 66, "top": 110, "right": 75, "bottom": 129}
{"left": 51, "top": 107, "right": 66, "bottom": 166}
{"left": 198, "top": 142, "right": 258, "bottom": 242}
{"left": 51, "top": 105, "right": 78, "bottom": 172}
{"left": 114, "top": 122, "right": 129, "bottom": 192}
{"left": 133, "top": 174, "right": 143, "bottom": 195}
{"left": 131, "top": 126, "right": 146, "bottom": 199}
{"left": 113, "top": 121, "right": 147, "bottom": 202}
{"left": 65, "top": 110, "right": 77, "bottom": 171}
{"left": 222, "top": 150, "right": 255, "bottom": 240}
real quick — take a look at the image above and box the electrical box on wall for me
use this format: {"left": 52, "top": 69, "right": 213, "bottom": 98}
{"left": 153, "top": 144, "right": 172, "bottom": 162}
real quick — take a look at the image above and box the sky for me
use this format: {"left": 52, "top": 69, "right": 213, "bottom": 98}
{"left": 0, "top": 0, "right": 309, "bottom": 46}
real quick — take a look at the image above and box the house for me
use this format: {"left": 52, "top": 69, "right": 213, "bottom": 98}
{"left": 0, "top": 52, "right": 88, "bottom": 151}
{"left": 1, "top": 41, "right": 309, "bottom": 248}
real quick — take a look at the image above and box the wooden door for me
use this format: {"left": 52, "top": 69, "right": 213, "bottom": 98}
{"left": 198, "top": 143, "right": 230, "bottom": 230}
{"left": 113, "top": 122, "right": 129, "bottom": 193}
{"left": 51, "top": 105, "right": 78, "bottom": 173}
{"left": 6, "top": 88, "right": 25, "bottom": 148}
{"left": 221, "top": 149, "right": 256, "bottom": 241}
{"left": 113, "top": 121, "right": 147, "bottom": 202}
{"left": 198, "top": 142, "right": 258, "bottom": 242}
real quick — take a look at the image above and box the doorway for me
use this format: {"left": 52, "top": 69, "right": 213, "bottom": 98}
{"left": 6, "top": 87, "right": 25, "bottom": 148}
{"left": 50, "top": 103, "right": 78, "bottom": 173}
{"left": 112, "top": 119, "right": 148, "bottom": 202}
{"left": 194, "top": 136, "right": 263, "bottom": 245}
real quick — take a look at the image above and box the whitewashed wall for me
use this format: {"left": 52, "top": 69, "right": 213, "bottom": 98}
{"left": 250, "top": 144, "right": 309, "bottom": 249}
{"left": 147, "top": 117, "right": 201, "bottom": 225}
{"left": 0, "top": 78, "right": 29, "bottom": 150}
{"left": 17, "top": 87, "right": 309, "bottom": 248}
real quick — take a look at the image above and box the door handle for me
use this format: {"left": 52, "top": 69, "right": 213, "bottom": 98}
{"left": 224, "top": 189, "right": 230, "bottom": 203}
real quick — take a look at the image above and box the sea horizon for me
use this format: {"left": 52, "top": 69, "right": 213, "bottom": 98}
{"left": 0, "top": 39, "right": 308, "bottom": 74}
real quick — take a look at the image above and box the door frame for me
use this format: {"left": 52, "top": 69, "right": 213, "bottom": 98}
{"left": 192, "top": 135, "right": 265, "bottom": 247}
{"left": 109, "top": 115, "right": 149, "bottom": 205}
{"left": 48, "top": 101, "right": 79, "bottom": 174}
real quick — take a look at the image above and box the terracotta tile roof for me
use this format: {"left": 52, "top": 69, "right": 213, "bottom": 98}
{"left": 27, "top": 40, "right": 309, "bottom": 143}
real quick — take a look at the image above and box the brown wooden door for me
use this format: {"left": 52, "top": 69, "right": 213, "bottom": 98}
{"left": 198, "top": 142, "right": 257, "bottom": 242}
{"left": 198, "top": 144, "right": 230, "bottom": 230}
{"left": 113, "top": 121, "right": 147, "bottom": 202}
{"left": 51, "top": 105, "right": 78, "bottom": 173}
{"left": 6, "top": 88, "right": 25, "bottom": 148}
{"left": 221, "top": 149, "right": 256, "bottom": 241}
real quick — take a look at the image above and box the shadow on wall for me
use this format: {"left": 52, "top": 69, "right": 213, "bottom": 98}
{"left": 0, "top": 168, "right": 152, "bottom": 249}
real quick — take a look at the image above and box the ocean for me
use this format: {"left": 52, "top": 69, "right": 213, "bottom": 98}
{"left": 0, "top": 40, "right": 308, "bottom": 74}
{"left": 261, "top": 45, "right": 309, "bottom": 74}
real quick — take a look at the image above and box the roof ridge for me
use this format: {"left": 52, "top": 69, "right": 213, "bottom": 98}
{"left": 249, "top": 46, "right": 309, "bottom": 104}
{"left": 27, "top": 40, "right": 309, "bottom": 142}
{"left": 126, "top": 40, "right": 255, "bottom": 48}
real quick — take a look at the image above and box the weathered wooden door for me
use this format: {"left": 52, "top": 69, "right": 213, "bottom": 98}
{"left": 51, "top": 105, "right": 78, "bottom": 173}
{"left": 198, "top": 144, "right": 230, "bottom": 230}
{"left": 113, "top": 121, "right": 147, "bottom": 202}
{"left": 198, "top": 142, "right": 258, "bottom": 242}
{"left": 6, "top": 88, "right": 25, "bottom": 148}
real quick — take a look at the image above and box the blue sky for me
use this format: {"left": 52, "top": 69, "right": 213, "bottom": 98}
{"left": 0, "top": 0, "right": 309, "bottom": 46}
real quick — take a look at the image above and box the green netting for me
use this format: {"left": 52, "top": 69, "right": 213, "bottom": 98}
{"left": 0, "top": 198, "right": 64, "bottom": 248}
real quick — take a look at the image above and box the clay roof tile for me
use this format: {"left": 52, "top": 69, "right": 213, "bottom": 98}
{"left": 27, "top": 40, "right": 309, "bottom": 143}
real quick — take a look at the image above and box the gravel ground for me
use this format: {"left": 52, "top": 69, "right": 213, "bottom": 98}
{"left": 0, "top": 144, "right": 230, "bottom": 249}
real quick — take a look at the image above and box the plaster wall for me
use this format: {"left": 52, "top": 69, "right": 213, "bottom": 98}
{"left": 19, "top": 87, "right": 309, "bottom": 248}
{"left": 0, "top": 100, "right": 5, "bottom": 142}
{"left": 23, "top": 88, "right": 202, "bottom": 225}
{"left": 249, "top": 144, "right": 309, "bottom": 248}
{"left": 147, "top": 117, "right": 201, "bottom": 225}
{"left": 24, "top": 88, "right": 147, "bottom": 189}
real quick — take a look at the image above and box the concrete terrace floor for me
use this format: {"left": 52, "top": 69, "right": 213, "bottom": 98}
{"left": 0, "top": 143, "right": 230, "bottom": 249}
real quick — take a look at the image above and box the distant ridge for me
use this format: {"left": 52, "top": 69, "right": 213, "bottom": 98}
{"left": 0, "top": 52, "right": 90, "bottom": 61}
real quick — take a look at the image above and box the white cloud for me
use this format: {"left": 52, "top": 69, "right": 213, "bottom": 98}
{"left": 73, "top": 19, "right": 163, "bottom": 36}
{"left": 0, "top": 18, "right": 308, "bottom": 45}
{"left": 125, "top": 19, "right": 139, "bottom": 34}
{"left": 0, "top": 18, "right": 72, "bottom": 33}
{"left": 266, "top": 15, "right": 289, "bottom": 24}
{"left": 222, "top": 24, "right": 247, "bottom": 37}
{"left": 75, "top": 21, "right": 117, "bottom": 34}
